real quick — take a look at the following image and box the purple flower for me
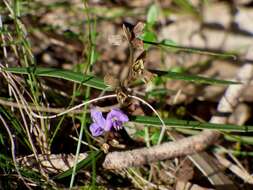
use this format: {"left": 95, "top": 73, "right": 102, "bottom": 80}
{"left": 105, "top": 109, "right": 129, "bottom": 131}
{"left": 89, "top": 108, "right": 129, "bottom": 137}
{"left": 89, "top": 107, "right": 106, "bottom": 137}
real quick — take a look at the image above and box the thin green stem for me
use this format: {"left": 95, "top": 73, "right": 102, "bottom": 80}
{"left": 69, "top": 89, "right": 90, "bottom": 188}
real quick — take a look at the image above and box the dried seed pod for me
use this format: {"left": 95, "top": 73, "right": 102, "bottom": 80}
{"left": 131, "top": 56, "right": 145, "bottom": 78}
{"left": 109, "top": 139, "right": 126, "bottom": 149}
{"left": 130, "top": 51, "right": 146, "bottom": 79}
{"left": 130, "top": 51, "right": 157, "bottom": 83}
{"left": 101, "top": 143, "right": 110, "bottom": 154}
{"left": 116, "top": 87, "right": 128, "bottom": 105}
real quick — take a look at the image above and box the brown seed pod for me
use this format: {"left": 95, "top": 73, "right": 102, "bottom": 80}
{"left": 130, "top": 51, "right": 157, "bottom": 83}
{"left": 101, "top": 143, "right": 110, "bottom": 154}
{"left": 116, "top": 87, "right": 128, "bottom": 105}
{"left": 130, "top": 51, "right": 146, "bottom": 79}
{"left": 131, "top": 56, "right": 145, "bottom": 78}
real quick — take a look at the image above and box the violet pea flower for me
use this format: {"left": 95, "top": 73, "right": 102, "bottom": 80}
{"left": 89, "top": 108, "right": 129, "bottom": 137}
{"left": 89, "top": 107, "right": 106, "bottom": 137}
{"left": 105, "top": 108, "right": 129, "bottom": 131}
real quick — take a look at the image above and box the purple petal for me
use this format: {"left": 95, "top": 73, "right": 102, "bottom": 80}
{"left": 112, "top": 120, "right": 123, "bottom": 130}
{"left": 104, "top": 119, "right": 113, "bottom": 132}
{"left": 90, "top": 107, "right": 106, "bottom": 128}
{"left": 89, "top": 123, "right": 104, "bottom": 137}
{"left": 107, "top": 109, "right": 129, "bottom": 123}
{"left": 105, "top": 109, "right": 129, "bottom": 131}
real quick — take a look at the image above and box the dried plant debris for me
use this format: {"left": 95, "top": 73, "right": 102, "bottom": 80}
{"left": 104, "top": 23, "right": 156, "bottom": 105}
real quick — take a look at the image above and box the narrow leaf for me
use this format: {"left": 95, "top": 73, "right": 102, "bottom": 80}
{"left": 151, "top": 69, "right": 240, "bottom": 85}
{"left": 3, "top": 67, "right": 110, "bottom": 91}
{"left": 143, "top": 40, "right": 237, "bottom": 59}
{"left": 0, "top": 106, "right": 31, "bottom": 149}
{"left": 131, "top": 116, "right": 253, "bottom": 132}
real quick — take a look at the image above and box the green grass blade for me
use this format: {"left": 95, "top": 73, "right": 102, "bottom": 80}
{"left": 152, "top": 70, "right": 240, "bottom": 85}
{"left": 0, "top": 106, "right": 31, "bottom": 150}
{"left": 175, "top": 128, "right": 253, "bottom": 146}
{"left": 3, "top": 67, "right": 238, "bottom": 88}
{"left": 224, "top": 135, "right": 253, "bottom": 145}
{"left": 217, "top": 149, "right": 253, "bottom": 157}
{"left": 131, "top": 116, "right": 253, "bottom": 132}
{"left": 3, "top": 67, "right": 110, "bottom": 91}
{"left": 53, "top": 150, "right": 103, "bottom": 180}
{"left": 143, "top": 39, "right": 237, "bottom": 59}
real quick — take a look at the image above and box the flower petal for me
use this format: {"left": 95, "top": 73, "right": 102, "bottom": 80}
{"left": 104, "top": 118, "right": 113, "bottom": 132}
{"left": 91, "top": 107, "right": 106, "bottom": 128}
{"left": 108, "top": 109, "right": 129, "bottom": 122}
{"left": 112, "top": 120, "right": 123, "bottom": 130}
{"left": 105, "top": 109, "right": 129, "bottom": 131}
{"left": 89, "top": 123, "right": 104, "bottom": 137}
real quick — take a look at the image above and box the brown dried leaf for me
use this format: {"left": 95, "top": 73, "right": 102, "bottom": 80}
{"left": 104, "top": 74, "right": 120, "bottom": 89}
{"left": 133, "top": 22, "right": 145, "bottom": 37}
{"left": 131, "top": 38, "right": 144, "bottom": 50}
{"left": 122, "top": 24, "right": 132, "bottom": 42}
